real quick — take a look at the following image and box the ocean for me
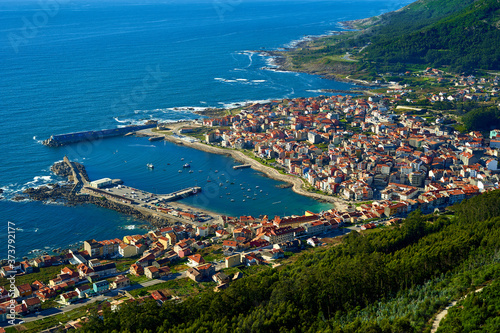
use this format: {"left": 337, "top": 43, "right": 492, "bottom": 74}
{"left": 0, "top": 0, "right": 413, "bottom": 258}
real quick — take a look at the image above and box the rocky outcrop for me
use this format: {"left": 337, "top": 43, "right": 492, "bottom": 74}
{"left": 51, "top": 161, "right": 89, "bottom": 182}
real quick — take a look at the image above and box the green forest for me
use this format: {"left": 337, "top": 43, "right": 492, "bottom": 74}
{"left": 363, "top": 0, "right": 500, "bottom": 72}
{"left": 287, "top": 0, "right": 500, "bottom": 74}
{"left": 80, "top": 190, "right": 500, "bottom": 332}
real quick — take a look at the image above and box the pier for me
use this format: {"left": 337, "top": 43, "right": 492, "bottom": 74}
{"left": 233, "top": 164, "right": 252, "bottom": 170}
{"left": 43, "top": 121, "right": 158, "bottom": 147}
{"left": 63, "top": 156, "right": 89, "bottom": 193}
{"left": 158, "top": 187, "right": 202, "bottom": 202}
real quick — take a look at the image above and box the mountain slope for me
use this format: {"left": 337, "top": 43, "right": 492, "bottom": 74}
{"left": 79, "top": 190, "right": 500, "bottom": 333}
{"left": 362, "top": 0, "right": 500, "bottom": 71}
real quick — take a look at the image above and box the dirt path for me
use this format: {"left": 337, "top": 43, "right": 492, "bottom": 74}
{"left": 430, "top": 287, "right": 485, "bottom": 333}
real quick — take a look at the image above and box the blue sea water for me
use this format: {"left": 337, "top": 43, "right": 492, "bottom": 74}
{"left": 0, "top": 0, "right": 413, "bottom": 258}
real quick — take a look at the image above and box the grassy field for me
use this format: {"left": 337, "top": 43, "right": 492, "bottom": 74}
{"left": 128, "top": 277, "right": 216, "bottom": 298}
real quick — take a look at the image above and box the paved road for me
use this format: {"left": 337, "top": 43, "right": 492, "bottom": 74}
{"left": 6, "top": 294, "right": 109, "bottom": 326}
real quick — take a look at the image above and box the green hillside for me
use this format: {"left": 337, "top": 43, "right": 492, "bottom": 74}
{"left": 284, "top": 0, "right": 500, "bottom": 75}
{"left": 79, "top": 190, "right": 500, "bottom": 332}
{"left": 364, "top": 0, "right": 500, "bottom": 72}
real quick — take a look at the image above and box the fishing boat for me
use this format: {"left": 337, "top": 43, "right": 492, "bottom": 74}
{"left": 214, "top": 170, "right": 218, "bottom": 173}
{"left": 181, "top": 158, "right": 185, "bottom": 161}
{"left": 230, "top": 199, "right": 234, "bottom": 202}
{"left": 189, "top": 170, "right": 194, "bottom": 173}
{"left": 183, "top": 163, "right": 191, "bottom": 168}
{"left": 178, "top": 170, "right": 182, "bottom": 173}
{"left": 147, "top": 163, "right": 154, "bottom": 169}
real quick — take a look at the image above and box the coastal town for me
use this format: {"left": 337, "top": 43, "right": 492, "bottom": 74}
{"left": 2, "top": 68, "right": 500, "bottom": 331}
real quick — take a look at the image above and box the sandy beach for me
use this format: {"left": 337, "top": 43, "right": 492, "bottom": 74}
{"left": 139, "top": 126, "right": 350, "bottom": 212}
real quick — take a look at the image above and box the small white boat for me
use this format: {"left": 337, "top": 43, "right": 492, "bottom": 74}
{"left": 178, "top": 170, "right": 182, "bottom": 173}
{"left": 147, "top": 163, "right": 154, "bottom": 169}
{"left": 230, "top": 199, "right": 234, "bottom": 202}
{"left": 189, "top": 170, "right": 194, "bottom": 173}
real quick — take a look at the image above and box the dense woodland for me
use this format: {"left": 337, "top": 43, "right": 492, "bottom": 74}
{"left": 363, "top": 0, "right": 500, "bottom": 72}
{"left": 462, "top": 106, "right": 500, "bottom": 131}
{"left": 289, "top": 0, "right": 500, "bottom": 73}
{"left": 81, "top": 190, "right": 500, "bottom": 332}
{"left": 436, "top": 279, "right": 500, "bottom": 332}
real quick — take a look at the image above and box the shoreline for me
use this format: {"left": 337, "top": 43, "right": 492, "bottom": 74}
{"left": 142, "top": 128, "right": 350, "bottom": 212}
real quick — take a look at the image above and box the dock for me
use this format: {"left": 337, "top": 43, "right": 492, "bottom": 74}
{"left": 233, "top": 164, "right": 252, "bottom": 170}
{"left": 158, "top": 187, "right": 202, "bottom": 202}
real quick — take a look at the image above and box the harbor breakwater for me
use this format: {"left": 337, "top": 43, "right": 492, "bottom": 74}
{"left": 21, "top": 161, "right": 171, "bottom": 228}
{"left": 43, "top": 121, "right": 158, "bottom": 147}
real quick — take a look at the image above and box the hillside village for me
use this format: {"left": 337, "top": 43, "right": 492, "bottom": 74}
{"left": 2, "top": 70, "right": 500, "bottom": 329}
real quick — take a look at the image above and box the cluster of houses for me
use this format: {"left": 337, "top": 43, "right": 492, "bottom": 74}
{"left": 199, "top": 89, "right": 499, "bottom": 213}
{"left": 3, "top": 70, "right": 500, "bottom": 324}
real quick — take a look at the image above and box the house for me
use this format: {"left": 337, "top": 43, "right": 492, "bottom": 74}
{"left": 84, "top": 239, "right": 103, "bottom": 258}
{"left": 118, "top": 243, "right": 137, "bottom": 258}
{"left": 225, "top": 254, "right": 242, "bottom": 268}
{"left": 0, "top": 266, "right": 17, "bottom": 278}
{"left": 60, "top": 291, "right": 79, "bottom": 305}
{"left": 130, "top": 263, "right": 144, "bottom": 276}
{"left": 14, "top": 283, "right": 32, "bottom": 298}
{"left": 212, "top": 272, "right": 230, "bottom": 284}
{"left": 76, "top": 263, "right": 96, "bottom": 279}
{"left": 261, "top": 248, "right": 284, "bottom": 260}
{"left": 34, "top": 286, "right": 56, "bottom": 301}
{"left": 222, "top": 240, "right": 239, "bottom": 251}
{"left": 157, "top": 266, "right": 171, "bottom": 278}
{"left": 187, "top": 263, "right": 215, "bottom": 282}
{"left": 307, "top": 237, "right": 322, "bottom": 247}
{"left": 93, "top": 280, "right": 110, "bottom": 294}
{"left": 22, "top": 297, "right": 41, "bottom": 313}
{"left": 187, "top": 254, "right": 205, "bottom": 267}
{"left": 144, "top": 266, "right": 160, "bottom": 279}
{"left": 110, "top": 275, "right": 130, "bottom": 290}
{"left": 151, "top": 290, "right": 171, "bottom": 304}
{"left": 92, "top": 262, "right": 117, "bottom": 279}
{"left": 75, "top": 284, "right": 92, "bottom": 298}
{"left": 0, "top": 287, "right": 9, "bottom": 302}
{"left": 136, "top": 253, "right": 156, "bottom": 268}
{"left": 196, "top": 226, "right": 209, "bottom": 237}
